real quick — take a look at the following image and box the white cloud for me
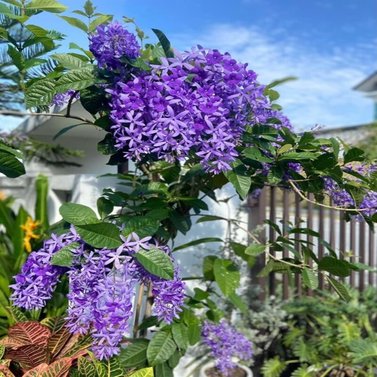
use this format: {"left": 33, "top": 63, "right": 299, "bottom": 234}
{"left": 173, "top": 24, "right": 376, "bottom": 130}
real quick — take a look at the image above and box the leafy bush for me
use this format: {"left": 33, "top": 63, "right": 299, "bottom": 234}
{"left": 262, "top": 288, "right": 377, "bottom": 377}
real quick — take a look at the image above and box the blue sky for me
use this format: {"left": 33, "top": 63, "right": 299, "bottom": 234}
{"left": 10, "top": 0, "right": 377, "bottom": 130}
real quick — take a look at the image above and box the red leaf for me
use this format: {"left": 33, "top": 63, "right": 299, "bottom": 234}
{"left": 5, "top": 345, "right": 49, "bottom": 370}
{"left": 8, "top": 321, "right": 51, "bottom": 348}
{"left": 23, "top": 358, "right": 72, "bottom": 377}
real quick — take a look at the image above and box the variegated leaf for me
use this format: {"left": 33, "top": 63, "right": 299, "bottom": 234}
{"left": 8, "top": 322, "right": 51, "bottom": 347}
{"left": 5, "top": 345, "right": 48, "bottom": 370}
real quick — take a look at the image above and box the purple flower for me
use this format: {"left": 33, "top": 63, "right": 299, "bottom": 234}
{"left": 51, "top": 90, "right": 79, "bottom": 107}
{"left": 12, "top": 229, "right": 186, "bottom": 360}
{"left": 360, "top": 191, "right": 377, "bottom": 217}
{"left": 152, "top": 270, "right": 186, "bottom": 324}
{"left": 89, "top": 22, "right": 140, "bottom": 70}
{"left": 202, "top": 320, "right": 253, "bottom": 376}
{"left": 10, "top": 231, "right": 78, "bottom": 310}
{"left": 108, "top": 47, "right": 292, "bottom": 174}
{"left": 323, "top": 177, "right": 355, "bottom": 208}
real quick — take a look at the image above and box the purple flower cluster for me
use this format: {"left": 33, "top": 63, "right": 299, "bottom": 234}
{"left": 323, "top": 177, "right": 355, "bottom": 208}
{"left": 51, "top": 90, "right": 80, "bottom": 107}
{"left": 360, "top": 191, "right": 377, "bottom": 217}
{"left": 108, "top": 47, "right": 292, "bottom": 173}
{"left": 89, "top": 22, "right": 140, "bottom": 70}
{"left": 12, "top": 230, "right": 186, "bottom": 360}
{"left": 10, "top": 231, "right": 79, "bottom": 309}
{"left": 202, "top": 320, "right": 253, "bottom": 376}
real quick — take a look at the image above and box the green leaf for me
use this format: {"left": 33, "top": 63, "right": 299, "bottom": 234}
{"left": 135, "top": 249, "right": 174, "bottom": 280}
{"left": 172, "top": 322, "right": 189, "bottom": 350}
{"left": 154, "top": 363, "right": 173, "bottom": 377}
{"left": 224, "top": 160, "right": 251, "bottom": 199}
{"left": 344, "top": 147, "right": 365, "bottom": 164}
{"left": 52, "top": 53, "right": 86, "bottom": 69}
{"left": 59, "top": 16, "right": 88, "bottom": 32}
{"left": 301, "top": 268, "right": 318, "bottom": 290}
{"left": 59, "top": 203, "right": 98, "bottom": 225}
{"left": 203, "top": 255, "right": 218, "bottom": 281}
{"left": 76, "top": 222, "right": 122, "bottom": 249}
{"left": 147, "top": 331, "right": 177, "bottom": 366}
{"left": 7, "top": 306, "right": 28, "bottom": 323}
{"left": 151, "top": 28, "right": 174, "bottom": 58}
{"left": 228, "top": 292, "right": 248, "bottom": 314}
{"left": 51, "top": 242, "right": 80, "bottom": 267}
{"left": 173, "top": 237, "right": 223, "bottom": 252}
{"left": 118, "top": 339, "right": 149, "bottom": 369}
{"left": 27, "top": 0, "right": 68, "bottom": 12}
{"left": 245, "top": 243, "right": 266, "bottom": 256}
{"left": 7, "top": 45, "right": 24, "bottom": 71}
{"left": 97, "top": 197, "right": 113, "bottom": 219}
{"left": 55, "top": 67, "right": 95, "bottom": 93}
{"left": 318, "top": 256, "right": 351, "bottom": 277}
{"left": 53, "top": 124, "right": 86, "bottom": 140}
{"left": 78, "top": 357, "right": 97, "bottom": 377}
{"left": 123, "top": 217, "right": 160, "bottom": 238}
{"left": 196, "top": 215, "right": 227, "bottom": 223}
{"left": 213, "top": 258, "right": 240, "bottom": 297}
{"left": 105, "top": 358, "right": 124, "bottom": 377}
{"left": 89, "top": 15, "right": 113, "bottom": 33}
{"left": 25, "top": 78, "right": 56, "bottom": 108}
{"left": 129, "top": 368, "right": 154, "bottom": 377}
{"left": 182, "top": 309, "right": 201, "bottom": 345}
{"left": 327, "top": 276, "right": 351, "bottom": 301}
{"left": 0, "top": 149, "right": 25, "bottom": 178}
{"left": 35, "top": 175, "right": 49, "bottom": 230}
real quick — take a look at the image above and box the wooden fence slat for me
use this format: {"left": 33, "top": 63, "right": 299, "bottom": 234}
{"left": 269, "top": 186, "right": 277, "bottom": 296}
{"left": 318, "top": 205, "right": 325, "bottom": 289}
{"left": 294, "top": 193, "right": 302, "bottom": 297}
{"left": 350, "top": 217, "right": 356, "bottom": 288}
{"left": 282, "top": 190, "right": 290, "bottom": 300}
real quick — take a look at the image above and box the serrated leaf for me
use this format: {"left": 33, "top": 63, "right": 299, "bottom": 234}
{"left": 135, "top": 249, "right": 174, "bottom": 280}
{"left": 245, "top": 243, "right": 266, "bottom": 256}
{"left": 59, "top": 16, "right": 88, "bottom": 32}
{"left": 51, "top": 242, "right": 80, "bottom": 267}
{"left": 327, "top": 277, "right": 351, "bottom": 301}
{"left": 76, "top": 222, "right": 122, "bottom": 249}
{"left": 118, "top": 339, "right": 148, "bottom": 369}
{"left": 55, "top": 67, "right": 95, "bottom": 93}
{"left": 213, "top": 259, "right": 240, "bottom": 297}
{"left": 224, "top": 161, "right": 251, "bottom": 199}
{"left": 147, "top": 331, "right": 177, "bottom": 366}
{"left": 301, "top": 268, "right": 318, "bottom": 290}
{"left": 59, "top": 203, "right": 98, "bottom": 225}
{"left": 26, "top": 78, "right": 56, "bottom": 108}
{"left": 318, "top": 256, "right": 351, "bottom": 277}
{"left": 27, "top": 0, "right": 67, "bottom": 12}
{"left": 52, "top": 53, "right": 86, "bottom": 69}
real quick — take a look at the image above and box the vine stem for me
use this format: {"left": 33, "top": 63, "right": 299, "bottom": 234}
{"left": 0, "top": 110, "right": 97, "bottom": 127}
{"left": 133, "top": 283, "right": 145, "bottom": 338}
{"left": 288, "top": 179, "right": 368, "bottom": 214}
